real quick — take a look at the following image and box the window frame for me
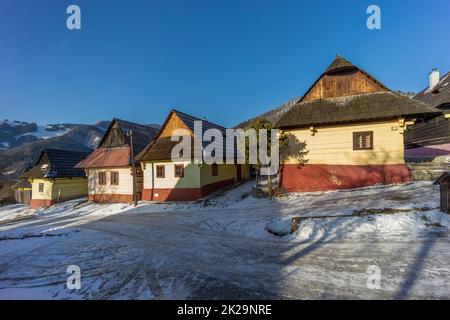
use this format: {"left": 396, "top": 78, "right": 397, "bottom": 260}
{"left": 99, "top": 172, "right": 107, "bottom": 185}
{"left": 38, "top": 183, "right": 44, "bottom": 193}
{"left": 353, "top": 131, "right": 374, "bottom": 151}
{"left": 156, "top": 165, "right": 165, "bottom": 179}
{"left": 174, "top": 164, "right": 184, "bottom": 178}
{"left": 212, "top": 163, "right": 219, "bottom": 177}
{"left": 110, "top": 171, "right": 119, "bottom": 185}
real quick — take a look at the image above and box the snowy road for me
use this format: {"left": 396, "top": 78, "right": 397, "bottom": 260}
{"left": 0, "top": 181, "right": 449, "bottom": 299}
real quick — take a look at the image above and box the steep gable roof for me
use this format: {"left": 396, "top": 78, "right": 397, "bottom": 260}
{"left": 276, "top": 55, "right": 441, "bottom": 128}
{"left": 414, "top": 72, "right": 450, "bottom": 109}
{"left": 234, "top": 55, "right": 390, "bottom": 128}
{"left": 298, "top": 55, "right": 389, "bottom": 103}
{"left": 276, "top": 91, "right": 441, "bottom": 128}
{"left": 23, "top": 149, "right": 90, "bottom": 179}
{"left": 78, "top": 118, "right": 159, "bottom": 168}
{"left": 325, "top": 55, "right": 356, "bottom": 74}
{"left": 98, "top": 118, "right": 159, "bottom": 155}
{"left": 136, "top": 109, "right": 229, "bottom": 162}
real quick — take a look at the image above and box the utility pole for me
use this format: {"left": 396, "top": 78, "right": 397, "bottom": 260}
{"left": 127, "top": 130, "right": 138, "bottom": 206}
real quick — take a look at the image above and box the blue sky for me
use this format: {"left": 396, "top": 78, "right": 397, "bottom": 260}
{"left": 1, "top": 0, "right": 449, "bottom": 127}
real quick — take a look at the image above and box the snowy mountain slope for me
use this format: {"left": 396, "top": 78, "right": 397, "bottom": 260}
{"left": 0, "top": 124, "right": 105, "bottom": 180}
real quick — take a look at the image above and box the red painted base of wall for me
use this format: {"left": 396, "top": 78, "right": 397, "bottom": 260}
{"left": 142, "top": 179, "right": 235, "bottom": 201}
{"left": 280, "top": 164, "right": 411, "bottom": 192}
{"left": 30, "top": 199, "right": 54, "bottom": 209}
{"left": 88, "top": 194, "right": 134, "bottom": 203}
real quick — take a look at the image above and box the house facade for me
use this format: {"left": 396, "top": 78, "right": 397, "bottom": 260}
{"left": 405, "top": 69, "right": 450, "bottom": 159}
{"left": 23, "top": 149, "right": 90, "bottom": 208}
{"left": 276, "top": 56, "right": 440, "bottom": 192}
{"left": 76, "top": 118, "right": 159, "bottom": 203}
{"left": 137, "top": 110, "right": 249, "bottom": 201}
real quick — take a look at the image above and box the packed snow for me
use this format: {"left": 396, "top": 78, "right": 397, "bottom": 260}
{"left": 0, "top": 181, "right": 449, "bottom": 299}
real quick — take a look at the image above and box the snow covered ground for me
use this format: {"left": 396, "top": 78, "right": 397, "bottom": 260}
{"left": 0, "top": 181, "right": 449, "bottom": 299}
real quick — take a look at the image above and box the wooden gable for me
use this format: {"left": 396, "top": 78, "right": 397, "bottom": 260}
{"left": 37, "top": 151, "right": 50, "bottom": 167}
{"left": 299, "top": 56, "right": 388, "bottom": 103}
{"left": 301, "top": 70, "right": 386, "bottom": 102}
{"left": 158, "top": 112, "right": 192, "bottom": 138}
{"left": 99, "top": 121, "right": 126, "bottom": 148}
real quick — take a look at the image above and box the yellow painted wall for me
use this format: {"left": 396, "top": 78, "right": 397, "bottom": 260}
{"left": 200, "top": 164, "right": 237, "bottom": 187}
{"left": 142, "top": 161, "right": 251, "bottom": 189}
{"left": 87, "top": 168, "right": 134, "bottom": 195}
{"left": 283, "top": 119, "right": 405, "bottom": 165}
{"left": 142, "top": 161, "right": 201, "bottom": 189}
{"left": 30, "top": 178, "right": 87, "bottom": 201}
{"left": 51, "top": 178, "right": 88, "bottom": 201}
{"left": 240, "top": 164, "right": 250, "bottom": 180}
{"left": 30, "top": 179, "right": 53, "bottom": 200}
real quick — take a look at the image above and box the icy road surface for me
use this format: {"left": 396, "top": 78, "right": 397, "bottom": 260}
{"left": 0, "top": 181, "right": 449, "bottom": 299}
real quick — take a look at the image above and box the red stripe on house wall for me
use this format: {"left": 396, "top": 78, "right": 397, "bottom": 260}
{"left": 30, "top": 199, "right": 54, "bottom": 209}
{"left": 88, "top": 194, "right": 134, "bottom": 203}
{"left": 280, "top": 164, "right": 410, "bottom": 192}
{"left": 142, "top": 179, "right": 235, "bottom": 201}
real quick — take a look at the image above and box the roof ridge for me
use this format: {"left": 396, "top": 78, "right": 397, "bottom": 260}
{"left": 114, "top": 117, "right": 155, "bottom": 129}
{"left": 172, "top": 109, "right": 227, "bottom": 130}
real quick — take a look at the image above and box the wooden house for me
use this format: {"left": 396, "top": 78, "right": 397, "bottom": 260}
{"left": 405, "top": 70, "right": 450, "bottom": 159}
{"left": 434, "top": 172, "right": 450, "bottom": 214}
{"left": 76, "top": 118, "right": 159, "bottom": 203}
{"left": 23, "top": 149, "right": 90, "bottom": 208}
{"left": 12, "top": 179, "right": 32, "bottom": 204}
{"left": 275, "top": 55, "right": 441, "bottom": 192}
{"left": 136, "top": 110, "right": 249, "bottom": 201}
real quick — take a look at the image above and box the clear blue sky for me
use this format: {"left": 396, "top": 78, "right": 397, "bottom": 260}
{"left": 1, "top": 0, "right": 449, "bottom": 127}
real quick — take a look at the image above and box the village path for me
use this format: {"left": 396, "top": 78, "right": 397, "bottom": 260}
{"left": 0, "top": 181, "right": 449, "bottom": 299}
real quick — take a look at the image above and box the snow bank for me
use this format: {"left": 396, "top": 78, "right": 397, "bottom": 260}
{"left": 265, "top": 217, "right": 294, "bottom": 236}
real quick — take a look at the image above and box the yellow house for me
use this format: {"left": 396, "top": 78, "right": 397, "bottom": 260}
{"left": 136, "top": 110, "right": 249, "bottom": 201}
{"left": 23, "top": 149, "right": 90, "bottom": 208}
{"left": 275, "top": 55, "right": 441, "bottom": 192}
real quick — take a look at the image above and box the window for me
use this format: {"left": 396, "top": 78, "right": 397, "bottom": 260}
{"left": 174, "top": 164, "right": 184, "bottom": 178}
{"left": 212, "top": 163, "right": 218, "bottom": 176}
{"left": 99, "top": 172, "right": 107, "bottom": 185}
{"left": 38, "top": 183, "right": 44, "bottom": 193}
{"left": 156, "top": 165, "right": 165, "bottom": 178}
{"left": 353, "top": 131, "right": 373, "bottom": 150}
{"left": 111, "top": 172, "right": 119, "bottom": 185}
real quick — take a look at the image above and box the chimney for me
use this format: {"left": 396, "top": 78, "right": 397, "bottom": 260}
{"left": 429, "top": 68, "right": 440, "bottom": 90}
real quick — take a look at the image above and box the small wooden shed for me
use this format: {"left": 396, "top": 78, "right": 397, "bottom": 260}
{"left": 434, "top": 172, "right": 450, "bottom": 214}
{"left": 12, "top": 179, "right": 32, "bottom": 204}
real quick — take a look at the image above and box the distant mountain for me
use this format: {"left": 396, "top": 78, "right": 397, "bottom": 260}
{"left": 0, "top": 119, "right": 161, "bottom": 181}
{"left": 0, "top": 119, "right": 110, "bottom": 151}
{"left": 0, "top": 124, "right": 105, "bottom": 180}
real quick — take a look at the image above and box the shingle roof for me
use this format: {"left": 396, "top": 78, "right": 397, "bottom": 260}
{"left": 11, "top": 179, "right": 32, "bottom": 189}
{"left": 23, "top": 149, "right": 90, "bottom": 179}
{"left": 137, "top": 136, "right": 198, "bottom": 162}
{"left": 171, "top": 110, "right": 227, "bottom": 135}
{"left": 414, "top": 72, "right": 450, "bottom": 109}
{"left": 325, "top": 55, "right": 355, "bottom": 74}
{"left": 114, "top": 118, "right": 159, "bottom": 154}
{"left": 75, "top": 147, "right": 131, "bottom": 169}
{"left": 276, "top": 91, "right": 441, "bottom": 128}
{"left": 137, "top": 110, "right": 233, "bottom": 162}
{"left": 98, "top": 118, "right": 159, "bottom": 155}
